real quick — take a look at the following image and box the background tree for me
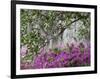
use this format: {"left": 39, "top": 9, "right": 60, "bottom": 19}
{"left": 20, "top": 9, "right": 90, "bottom": 56}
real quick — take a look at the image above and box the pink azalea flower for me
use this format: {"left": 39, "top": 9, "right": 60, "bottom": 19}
{"left": 20, "top": 45, "right": 28, "bottom": 57}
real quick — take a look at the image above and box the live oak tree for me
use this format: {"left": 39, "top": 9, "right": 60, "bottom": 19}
{"left": 20, "top": 9, "right": 90, "bottom": 56}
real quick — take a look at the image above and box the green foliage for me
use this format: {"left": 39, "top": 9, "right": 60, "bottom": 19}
{"left": 22, "top": 53, "right": 33, "bottom": 62}
{"left": 20, "top": 9, "right": 90, "bottom": 55}
{"left": 21, "top": 30, "right": 45, "bottom": 54}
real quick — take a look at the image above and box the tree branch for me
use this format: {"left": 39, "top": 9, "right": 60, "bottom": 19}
{"left": 67, "top": 17, "right": 82, "bottom": 26}
{"left": 56, "top": 16, "right": 86, "bottom": 36}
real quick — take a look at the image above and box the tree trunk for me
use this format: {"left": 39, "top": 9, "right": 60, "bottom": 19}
{"left": 27, "top": 23, "right": 32, "bottom": 34}
{"left": 49, "top": 39, "right": 53, "bottom": 49}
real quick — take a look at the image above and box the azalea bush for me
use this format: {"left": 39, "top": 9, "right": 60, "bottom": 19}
{"left": 20, "top": 42, "right": 90, "bottom": 69}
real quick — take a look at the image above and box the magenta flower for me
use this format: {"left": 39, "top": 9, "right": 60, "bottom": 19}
{"left": 20, "top": 45, "right": 28, "bottom": 57}
{"left": 21, "top": 42, "right": 91, "bottom": 69}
